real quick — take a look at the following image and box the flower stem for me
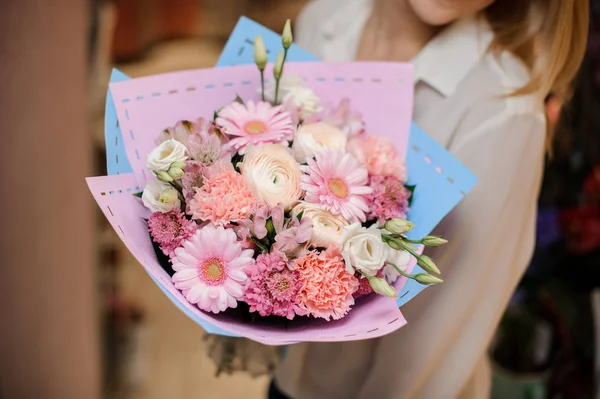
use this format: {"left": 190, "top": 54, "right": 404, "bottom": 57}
{"left": 260, "top": 69, "right": 265, "bottom": 102}
{"left": 383, "top": 234, "right": 419, "bottom": 257}
{"left": 274, "top": 48, "right": 289, "bottom": 105}
{"left": 274, "top": 77, "right": 281, "bottom": 105}
{"left": 385, "top": 261, "right": 415, "bottom": 279}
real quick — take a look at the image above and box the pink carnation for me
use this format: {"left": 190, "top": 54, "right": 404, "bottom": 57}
{"left": 367, "top": 175, "right": 411, "bottom": 224}
{"left": 294, "top": 248, "right": 359, "bottom": 321}
{"left": 189, "top": 170, "right": 257, "bottom": 225}
{"left": 348, "top": 135, "right": 407, "bottom": 180}
{"left": 243, "top": 252, "right": 302, "bottom": 320}
{"left": 148, "top": 210, "right": 197, "bottom": 257}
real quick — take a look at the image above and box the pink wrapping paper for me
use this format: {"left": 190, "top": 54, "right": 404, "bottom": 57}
{"left": 109, "top": 62, "right": 414, "bottom": 186}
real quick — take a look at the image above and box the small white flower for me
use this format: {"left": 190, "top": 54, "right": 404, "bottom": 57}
{"left": 264, "top": 76, "right": 323, "bottom": 120}
{"left": 147, "top": 139, "right": 188, "bottom": 172}
{"left": 292, "top": 122, "right": 347, "bottom": 163}
{"left": 291, "top": 201, "right": 349, "bottom": 247}
{"left": 142, "top": 180, "right": 181, "bottom": 213}
{"left": 339, "top": 223, "right": 388, "bottom": 276}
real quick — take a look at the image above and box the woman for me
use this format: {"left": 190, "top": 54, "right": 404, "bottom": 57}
{"left": 270, "top": 0, "right": 589, "bottom": 398}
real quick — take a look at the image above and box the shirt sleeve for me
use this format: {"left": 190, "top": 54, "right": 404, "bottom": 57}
{"left": 358, "top": 113, "right": 546, "bottom": 399}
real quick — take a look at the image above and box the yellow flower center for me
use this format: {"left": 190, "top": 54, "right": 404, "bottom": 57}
{"left": 244, "top": 120, "right": 267, "bottom": 135}
{"left": 328, "top": 178, "right": 348, "bottom": 198}
{"left": 200, "top": 257, "right": 225, "bottom": 284}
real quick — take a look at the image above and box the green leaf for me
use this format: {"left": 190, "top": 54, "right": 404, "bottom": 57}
{"left": 133, "top": 191, "right": 143, "bottom": 198}
{"left": 405, "top": 184, "right": 416, "bottom": 207}
{"left": 250, "top": 237, "right": 270, "bottom": 253}
{"left": 234, "top": 94, "right": 245, "bottom": 105}
{"left": 296, "top": 211, "right": 304, "bottom": 222}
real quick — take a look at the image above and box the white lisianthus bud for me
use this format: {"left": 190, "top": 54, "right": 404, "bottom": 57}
{"left": 421, "top": 236, "right": 448, "bottom": 247}
{"left": 171, "top": 161, "right": 187, "bottom": 169}
{"left": 414, "top": 274, "right": 444, "bottom": 285}
{"left": 339, "top": 223, "right": 388, "bottom": 276}
{"left": 368, "top": 276, "right": 397, "bottom": 298}
{"left": 156, "top": 170, "right": 173, "bottom": 183}
{"left": 168, "top": 166, "right": 185, "bottom": 180}
{"left": 282, "top": 19, "right": 293, "bottom": 49}
{"left": 417, "top": 255, "right": 440, "bottom": 275}
{"left": 384, "top": 219, "right": 414, "bottom": 235}
{"left": 273, "top": 50, "right": 284, "bottom": 80}
{"left": 254, "top": 35, "right": 267, "bottom": 71}
{"left": 142, "top": 180, "right": 181, "bottom": 213}
{"left": 147, "top": 139, "right": 188, "bottom": 172}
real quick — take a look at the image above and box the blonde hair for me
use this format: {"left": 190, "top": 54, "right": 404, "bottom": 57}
{"left": 485, "top": 0, "right": 589, "bottom": 101}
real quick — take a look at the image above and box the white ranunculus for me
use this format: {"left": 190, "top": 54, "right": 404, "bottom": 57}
{"left": 292, "top": 122, "right": 348, "bottom": 163}
{"left": 238, "top": 144, "right": 303, "bottom": 210}
{"left": 146, "top": 139, "right": 188, "bottom": 172}
{"left": 264, "top": 75, "right": 323, "bottom": 120}
{"left": 383, "top": 248, "right": 411, "bottom": 284}
{"left": 339, "top": 223, "right": 388, "bottom": 276}
{"left": 291, "top": 202, "right": 349, "bottom": 247}
{"left": 142, "top": 179, "right": 181, "bottom": 213}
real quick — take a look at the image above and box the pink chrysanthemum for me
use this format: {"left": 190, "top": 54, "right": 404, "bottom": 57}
{"left": 189, "top": 170, "right": 257, "bottom": 225}
{"left": 148, "top": 210, "right": 197, "bottom": 257}
{"left": 244, "top": 252, "right": 302, "bottom": 320}
{"left": 367, "top": 175, "right": 411, "bottom": 224}
{"left": 348, "top": 135, "right": 407, "bottom": 180}
{"left": 294, "top": 248, "right": 359, "bottom": 321}
{"left": 216, "top": 100, "right": 294, "bottom": 154}
{"left": 171, "top": 225, "right": 253, "bottom": 314}
{"left": 301, "top": 149, "right": 373, "bottom": 223}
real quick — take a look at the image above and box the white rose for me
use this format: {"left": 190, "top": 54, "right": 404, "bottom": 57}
{"left": 291, "top": 202, "right": 349, "bottom": 247}
{"left": 292, "top": 122, "right": 348, "bottom": 163}
{"left": 142, "top": 179, "right": 181, "bottom": 213}
{"left": 264, "top": 75, "right": 323, "bottom": 120}
{"left": 383, "top": 248, "right": 411, "bottom": 284}
{"left": 146, "top": 139, "right": 188, "bottom": 172}
{"left": 239, "top": 144, "right": 303, "bottom": 210}
{"left": 339, "top": 223, "right": 388, "bottom": 276}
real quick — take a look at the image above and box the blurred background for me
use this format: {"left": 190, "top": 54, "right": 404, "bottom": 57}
{"left": 1, "top": 1, "right": 599, "bottom": 398}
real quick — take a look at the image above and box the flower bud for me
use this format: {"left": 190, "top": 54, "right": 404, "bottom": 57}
{"left": 168, "top": 167, "right": 185, "bottom": 180}
{"left": 171, "top": 161, "right": 187, "bottom": 169}
{"left": 421, "top": 236, "right": 448, "bottom": 247}
{"left": 158, "top": 188, "right": 178, "bottom": 205}
{"left": 156, "top": 170, "right": 173, "bottom": 182}
{"left": 414, "top": 274, "right": 443, "bottom": 285}
{"left": 417, "top": 255, "right": 441, "bottom": 275}
{"left": 368, "top": 276, "right": 397, "bottom": 298}
{"left": 254, "top": 35, "right": 267, "bottom": 71}
{"left": 386, "top": 238, "right": 402, "bottom": 251}
{"left": 384, "top": 219, "right": 414, "bottom": 235}
{"left": 282, "top": 19, "right": 293, "bottom": 49}
{"left": 273, "top": 50, "right": 285, "bottom": 80}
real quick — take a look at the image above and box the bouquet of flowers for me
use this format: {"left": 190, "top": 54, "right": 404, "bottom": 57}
{"left": 88, "top": 18, "right": 476, "bottom": 345}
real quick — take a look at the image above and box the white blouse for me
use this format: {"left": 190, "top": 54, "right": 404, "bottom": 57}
{"left": 274, "top": 1, "right": 547, "bottom": 398}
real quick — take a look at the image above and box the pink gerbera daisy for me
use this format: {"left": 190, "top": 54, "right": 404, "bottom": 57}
{"left": 171, "top": 225, "right": 254, "bottom": 314}
{"left": 301, "top": 149, "right": 373, "bottom": 223}
{"left": 216, "top": 100, "right": 294, "bottom": 154}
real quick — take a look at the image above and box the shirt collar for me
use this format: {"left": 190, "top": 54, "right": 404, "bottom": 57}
{"left": 412, "top": 16, "right": 493, "bottom": 97}
{"left": 319, "top": 1, "right": 493, "bottom": 97}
